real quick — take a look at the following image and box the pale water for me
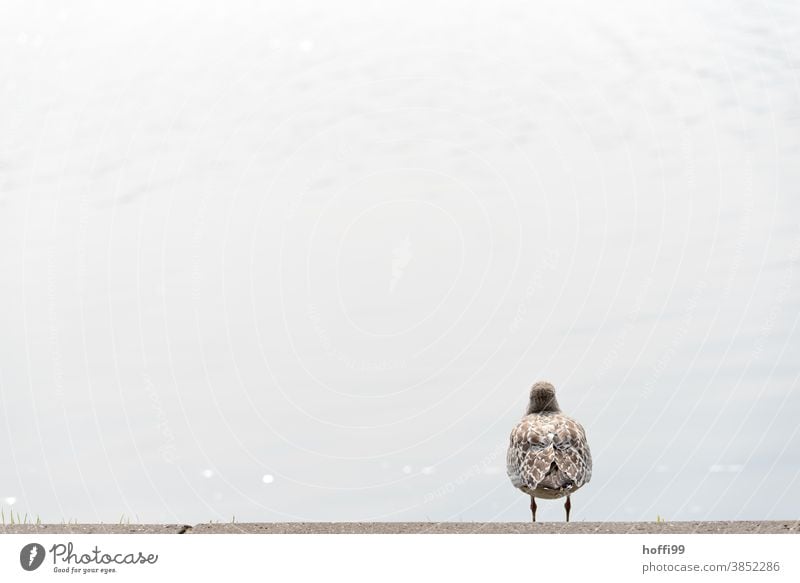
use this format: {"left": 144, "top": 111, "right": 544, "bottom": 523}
{"left": 1, "top": 0, "right": 799, "bottom": 523}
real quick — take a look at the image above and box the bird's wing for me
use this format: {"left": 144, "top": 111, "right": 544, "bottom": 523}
{"left": 507, "top": 418, "right": 555, "bottom": 489}
{"left": 552, "top": 416, "right": 592, "bottom": 487}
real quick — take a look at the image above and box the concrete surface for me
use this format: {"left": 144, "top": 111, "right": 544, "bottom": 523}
{"left": 2, "top": 521, "right": 798, "bottom": 534}
{"left": 0, "top": 524, "right": 190, "bottom": 534}
{"left": 183, "top": 521, "right": 800, "bottom": 534}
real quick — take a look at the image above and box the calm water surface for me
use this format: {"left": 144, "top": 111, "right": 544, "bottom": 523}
{"left": 0, "top": 0, "right": 799, "bottom": 522}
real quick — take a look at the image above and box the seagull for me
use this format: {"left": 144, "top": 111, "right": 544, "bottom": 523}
{"left": 506, "top": 381, "right": 592, "bottom": 522}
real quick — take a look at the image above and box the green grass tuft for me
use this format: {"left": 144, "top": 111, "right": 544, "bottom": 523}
{"left": 1, "top": 507, "right": 38, "bottom": 526}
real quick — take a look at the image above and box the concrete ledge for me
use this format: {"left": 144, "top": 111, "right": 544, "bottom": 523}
{"left": 184, "top": 521, "right": 800, "bottom": 534}
{"left": 4, "top": 521, "right": 796, "bottom": 534}
{"left": 0, "top": 524, "right": 190, "bottom": 534}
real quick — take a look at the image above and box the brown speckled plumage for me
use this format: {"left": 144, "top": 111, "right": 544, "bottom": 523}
{"left": 507, "top": 381, "right": 592, "bottom": 520}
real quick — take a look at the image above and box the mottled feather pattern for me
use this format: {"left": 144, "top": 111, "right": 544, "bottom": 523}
{"left": 507, "top": 411, "right": 592, "bottom": 499}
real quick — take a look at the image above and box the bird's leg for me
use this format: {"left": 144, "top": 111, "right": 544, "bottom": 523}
{"left": 564, "top": 495, "right": 571, "bottom": 523}
{"left": 530, "top": 496, "right": 537, "bottom": 523}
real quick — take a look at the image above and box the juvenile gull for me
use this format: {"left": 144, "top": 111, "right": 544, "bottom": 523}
{"left": 506, "top": 381, "right": 592, "bottom": 522}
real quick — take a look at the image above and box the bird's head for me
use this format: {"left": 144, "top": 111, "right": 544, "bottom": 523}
{"left": 527, "top": 381, "right": 561, "bottom": 414}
